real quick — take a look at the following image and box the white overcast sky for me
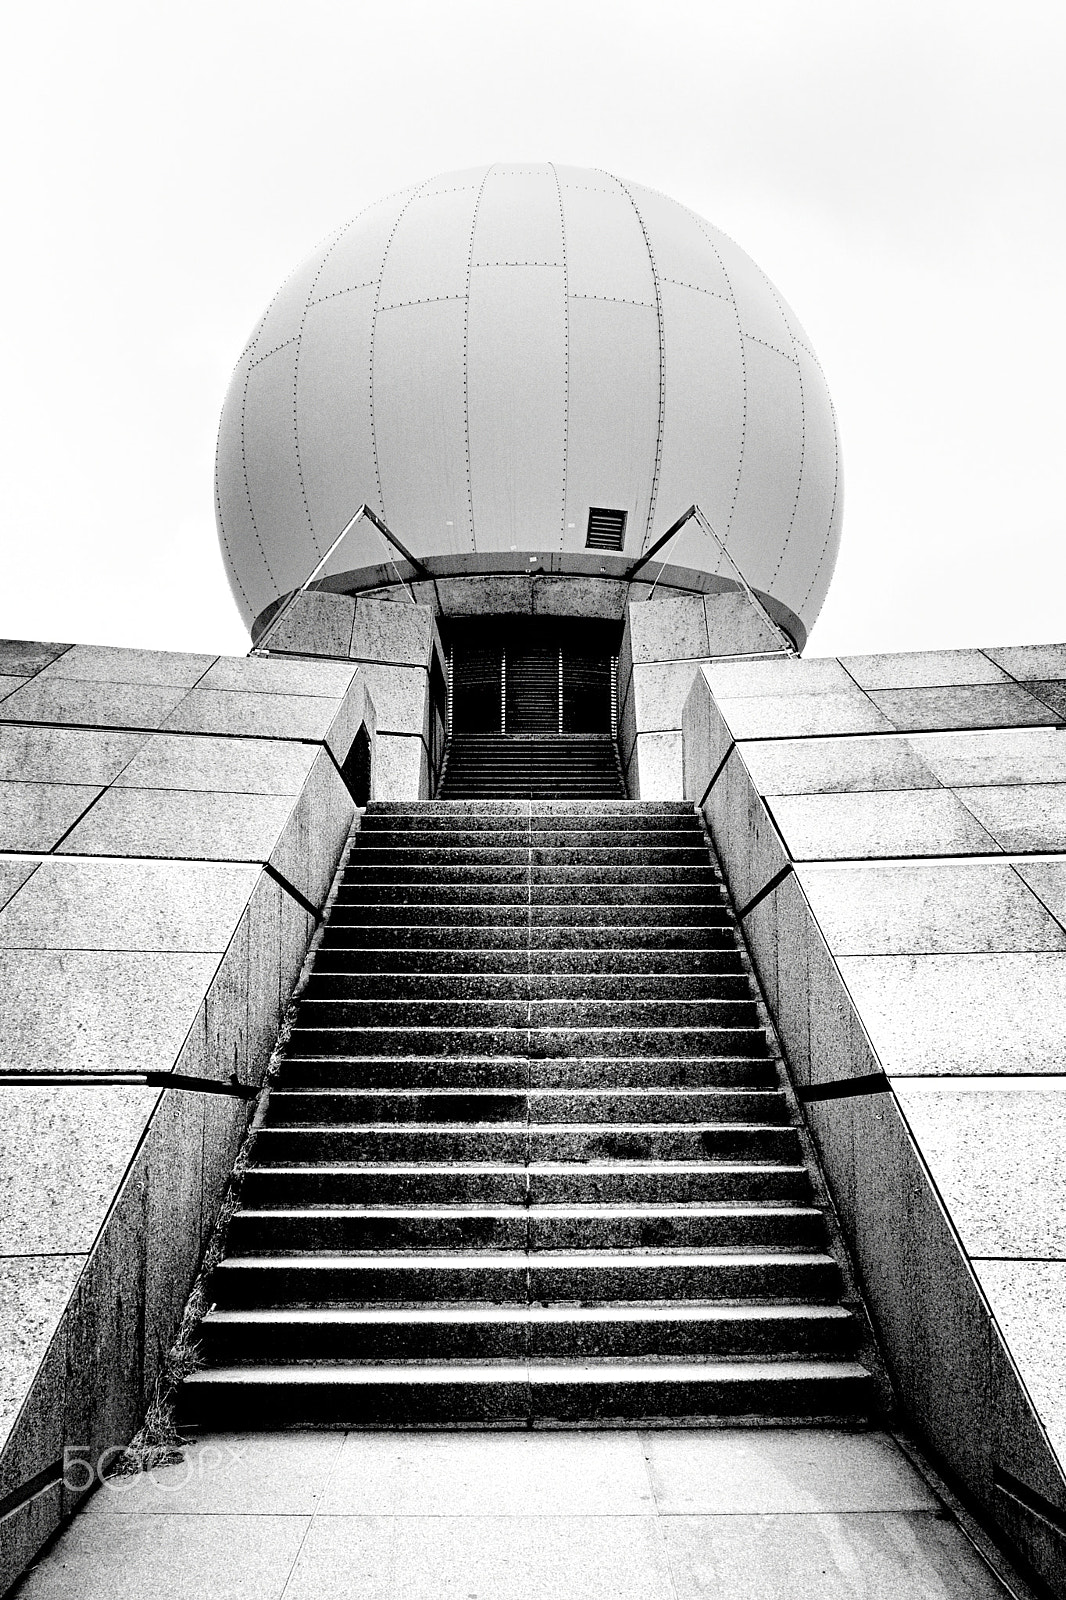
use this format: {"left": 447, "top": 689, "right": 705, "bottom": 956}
{"left": 1, "top": 0, "right": 1063, "bottom": 661}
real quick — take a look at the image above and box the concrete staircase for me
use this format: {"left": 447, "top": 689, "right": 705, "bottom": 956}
{"left": 439, "top": 735, "right": 625, "bottom": 798}
{"left": 180, "top": 801, "right": 875, "bottom": 1427}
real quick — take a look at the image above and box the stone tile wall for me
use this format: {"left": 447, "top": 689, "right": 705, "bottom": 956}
{"left": 618, "top": 592, "right": 787, "bottom": 798}
{"left": 683, "top": 644, "right": 1066, "bottom": 1595}
{"left": 260, "top": 590, "right": 445, "bottom": 798}
{"left": 0, "top": 640, "right": 375, "bottom": 1592}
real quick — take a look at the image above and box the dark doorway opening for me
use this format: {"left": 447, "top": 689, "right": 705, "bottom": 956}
{"left": 446, "top": 617, "right": 621, "bottom": 736}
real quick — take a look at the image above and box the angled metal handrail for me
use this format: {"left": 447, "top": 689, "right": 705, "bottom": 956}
{"left": 623, "top": 504, "right": 797, "bottom": 656}
{"left": 252, "top": 505, "right": 436, "bottom": 654}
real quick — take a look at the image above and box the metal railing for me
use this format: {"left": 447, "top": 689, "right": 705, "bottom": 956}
{"left": 252, "top": 504, "right": 437, "bottom": 655}
{"left": 623, "top": 504, "right": 797, "bottom": 657}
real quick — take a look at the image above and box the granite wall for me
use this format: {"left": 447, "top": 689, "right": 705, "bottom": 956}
{"left": 260, "top": 590, "right": 445, "bottom": 798}
{"left": 618, "top": 592, "right": 786, "bottom": 799}
{"left": 683, "top": 643, "right": 1066, "bottom": 1596}
{"left": 0, "top": 639, "right": 375, "bottom": 1592}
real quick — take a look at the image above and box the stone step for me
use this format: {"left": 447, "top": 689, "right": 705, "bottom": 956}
{"left": 226, "top": 1204, "right": 825, "bottom": 1253}
{"left": 339, "top": 864, "right": 724, "bottom": 885}
{"left": 316, "top": 923, "right": 742, "bottom": 951}
{"left": 287, "top": 1026, "right": 771, "bottom": 1059}
{"left": 179, "top": 1357, "right": 873, "bottom": 1427}
{"left": 238, "top": 1162, "right": 814, "bottom": 1207}
{"left": 293, "top": 999, "right": 763, "bottom": 1030}
{"left": 197, "top": 1303, "right": 857, "bottom": 1364}
{"left": 301, "top": 972, "right": 754, "bottom": 1001}
{"left": 262, "top": 1088, "right": 788, "bottom": 1126}
{"left": 325, "top": 900, "right": 735, "bottom": 925}
{"left": 331, "top": 883, "right": 726, "bottom": 907}
{"left": 309, "top": 949, "right": 748, "bottom": 975}
{"left": 209, "top": 1249, "right": 843, "bottom": 1306}
{"left": 250, "top": 1123, "right": 801, "bottom": 1164}
{"left": 348, "top": 835, "right": 707, "bottom": 854}
{"left": 274, "top": 1055, "right": 779, "bottom": 1089}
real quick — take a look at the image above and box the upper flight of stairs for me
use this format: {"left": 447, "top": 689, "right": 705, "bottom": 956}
{"left": 180, "top": 800, "right": 876, "bottom": 1428}
{"left": 438, "top": 735, "right": 625, "bottom": 798}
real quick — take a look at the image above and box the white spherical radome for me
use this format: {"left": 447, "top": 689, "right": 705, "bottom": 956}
{"left": 215, "top": 163, "right": 842, "bottom": 641}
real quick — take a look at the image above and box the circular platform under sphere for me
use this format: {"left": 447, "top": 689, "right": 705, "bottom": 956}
{"left": 216, "top": 163, "right": 842, "bottom": 643}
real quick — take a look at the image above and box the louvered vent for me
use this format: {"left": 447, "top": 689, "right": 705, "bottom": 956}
{"left": 585, "top": 507, "right": 628, "bottom": 551}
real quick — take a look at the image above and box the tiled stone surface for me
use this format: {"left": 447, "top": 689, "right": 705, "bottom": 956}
{"left": 35, "top": 646, "right": 214, "bottom": 687}
{"left": 0, "top": 782, "right": 102, "bottom": 851}
{"left": 798, "top": 862, "right": 1066, "bottom": 955}
{"left": 1027, "top": 681, "right": 1066, "bottom": 718}
{"left": 112, "top": 733, "right": 316, "bottom": 795}
{"left": 57, "top": 787, "right": 297, "bottom": 862}
{"left": 767, "top": 789, "right": 997, "bottom": 861}
{"left": 895, "top": 1081, "right": 1066, "bottom": 1257}
{"left": 841, "top": 649, "right": 1009, "bottom": 689}
{"left": 976, "top": 1261, "right": 1066, "bottom": 1464}
{"left": 630, "top": 660, "right": 704, "bottom": 734}
{"left": 0, "top": 727, "right": 146, "bottom": 784}
{"left": 839, "top": 953, "right": 1066, "bottom": 1074}
{"left": 0, "top": 862, "right": 36, "bottom": 915}
{"left": 713, "top": 691, "right": 892, "bottom": 740}
{"left": 0, "top": 677, "right": 28, "bottom": 702}
{"left": 1016, "top": 860, "right": 1066, "bottom": 929}
{"left": 14, "top": 1513, "right": 306, "bottom": 1600}
{"left": 706, "top": 656, "right": 857, "bottom": 698}
{"left": 15, "top": 1430, "right": 1018, "bottom": 1600}
{"left": 0, "top": 859, "right": 258, "bottom": 952}
{"left": 643, "top": 1428, "right": 937, "bottom": 1513}
{"left": 163, "top": 687, "right": 341, "bottom": 742}
{"left": 959, "top": 782, "right": 1066, "bottom": 851}
{"left": 199, "top": 655, "right": 356, "bottom": 699}
{"left": 742, "top": 735, "right": 940, "bottom": 796}
{"left": 0, "top": 641, "right": 68, "bottom": 676}
{"left": 0, "top": 678, "right": 190, "bottom": 731}
{"left": 661, "top": 1511, "right": 1008, "bottom": 1599}
{"left": 0, "top": 950, "right": 220, "bottom": 1074}
{"left": 0, "top": 1087, "right": 159, "bottom": 1254}
{"left": 358, "top": 663, "right": 428, "bottom": 735}
{"left": 261, "top": 590, "right": 355, "bottom": 657}
{"left": 868, "top": 684, "right": 1059, "bottom": 732}
{"left": 0, "top": 1257, "right": 83, "bottom": 1456}
{"left": 912, "top": 727, "right": 1066, "bottom": 787}
{"left": 984, "top": 643, "right": 1066, "bottom": 680}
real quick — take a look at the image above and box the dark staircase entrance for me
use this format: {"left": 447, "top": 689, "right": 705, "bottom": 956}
{"left": 180, "top": 800, "right": 876, "bottom": 1428}
{"left": 441, "top": 616, "right": 626, "bottom": 798}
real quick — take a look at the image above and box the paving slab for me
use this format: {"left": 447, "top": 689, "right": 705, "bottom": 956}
{"left": 0, "top": 1087, "right": 160, "bottom": 1254}
{"left": 705, "top": 657, "right": 857, "bottom": 698}
{"left": 958, "top": 782, "right": 1066, "bottom": 851}
{"left": 0, "top": 858, "right": 258, "bottom": 951}
{"left": 983, "top": 643, "right": 1066, "bottom": 681}
{"left": 0, "top": 1257, "right": 83, "bottom": 1456}
{"left": 841, "top": 649, "right": 1009, "bottom": 689}
{"left": 661, "top": 1510, "right": 1009, "bottom": 1599}
{"left": 0, "top": 726, "right": 147, "bottom": 784}
{"left": 0, "top": 861, "right": 37, "bottom": 915}
{"left": 0, "top": 949, "right": 219, "bottom": 1074}
{"left": 0, "top": 642, "right": 69, "bottom": 677}
{"left": 0, "top": 678, "right": 190, "bottom": 731}
{"left": 34, "top": 645, "right": 215, "bottom": 688}
{"left": 868, "top": 684, "right": 1058, "bottom": 732}
{"left": 741, "top": 735, "right": 940, "bottom": 796}
{"left": 83, "top": 1432, "right": 345, "bottom": 1516}
{"left": 198, "top": 656, "right": 356, "bottom": 699}
{"left": 839, "top": 952, "right": 1066, "bottom": 1075}
{"left": 717, "top": 691, "right": 891, "bottom": 741}
{"left": 164, "top": 687, "right": 341, "bottom": 742}
{"left": 797, "top": 861, "right": 1066, "bottom": 955}
{"left": 112, "top": 733, "right": 316, "bottom": 795}
{"left": 910, "top": 726, "right": 1066, "bottom": 788}
{"left": 56, "top": 788, "right": 297, "bottom": 862}
{"left": 0, "top": 781, "right": 103, "bottom": 851}
{"left": 895, "top": 1080, "right": 1066, "bottom": 1257}
{"left": 767, "top": 789, "right": 998, "bottom": 861}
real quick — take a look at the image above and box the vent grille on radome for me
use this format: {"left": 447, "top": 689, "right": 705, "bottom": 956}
{"left": 585, "top": 508, "right": 628, "bottom": 551}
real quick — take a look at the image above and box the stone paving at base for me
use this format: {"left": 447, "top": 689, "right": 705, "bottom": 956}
{"left": 13, "top": 1428, "right": 1015, "bottom": 1599}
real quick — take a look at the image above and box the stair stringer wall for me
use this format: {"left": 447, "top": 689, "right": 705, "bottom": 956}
{"left": 0, "top": 644, "right": 377, "bottom": 1595}
{"left": 682, "top": 658, "right": 1066, "bottom": 1599}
